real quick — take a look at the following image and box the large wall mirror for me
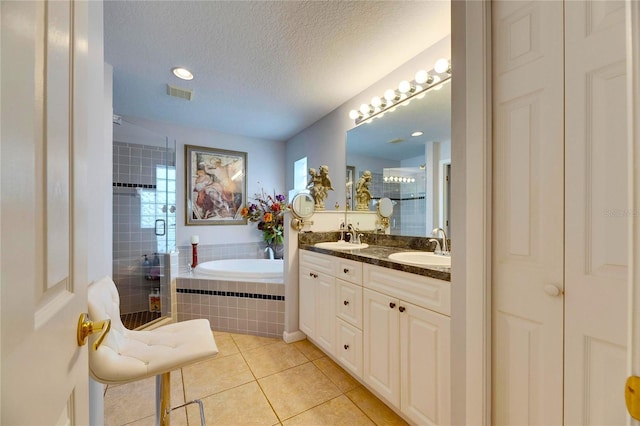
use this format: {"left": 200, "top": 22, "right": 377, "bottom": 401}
{"left": 346, "top": 80, "right": 451, "bottom": 237}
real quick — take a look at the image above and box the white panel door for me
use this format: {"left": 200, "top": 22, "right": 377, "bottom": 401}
{"left": 564, "top": 1, "right": 628, "bottom": 424}
{"left": 314, "top": 273, "right": 336, "bottom": 354}
{"left": 299, "top": 265, "right": 316, "bottom": 337}
{"left": 1, "top": 0, "right": 91, "bottom": 424}
{"left": 400, "top": 301, "right": 450, "bottom": 426}
{"left": 363, "top": 288, "right": 400, "bottom": 406}
{"left": 492, "top": 1, "right": 565, "bottom": 424}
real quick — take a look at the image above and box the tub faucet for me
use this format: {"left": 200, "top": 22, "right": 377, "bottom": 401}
{"left": 432, "top": 227, "right": 449, "bottom": 254}
{"left": 265, "top": 246, "right": 274, "bottom": 260}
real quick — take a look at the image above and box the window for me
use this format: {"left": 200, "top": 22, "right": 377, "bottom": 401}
{"left": 294, "top": 156, "right": 308, "bottom": 192}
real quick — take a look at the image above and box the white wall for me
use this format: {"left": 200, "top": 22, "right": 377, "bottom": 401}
{"left": 113, "top": 116, "right": 286, "bottom": 247}
{"left": 285, "top": 35, "right": 451, "bottom": 207}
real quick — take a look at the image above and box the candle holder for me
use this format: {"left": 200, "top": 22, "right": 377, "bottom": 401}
{"left": 191, "top": 243, "right": 198, "bottom": 268}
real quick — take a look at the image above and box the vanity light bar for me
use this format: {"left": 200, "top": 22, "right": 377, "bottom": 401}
{"left": 348, "top": 58, "right": 451, "bottom": 125}
{"left": 384, "top": 176, "right": 416, "bottom": 183}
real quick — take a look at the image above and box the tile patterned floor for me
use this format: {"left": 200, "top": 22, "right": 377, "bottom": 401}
{"left": 104, "top": 331, "right": 409, "bottom": 425}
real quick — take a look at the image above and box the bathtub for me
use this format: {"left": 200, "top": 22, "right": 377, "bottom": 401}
{"left": 195, "top": 259, "right": 283, "bottom": 282}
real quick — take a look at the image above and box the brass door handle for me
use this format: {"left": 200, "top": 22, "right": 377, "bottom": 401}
{"left": 626, "top": 376, "right": 640, "bottom": 420}
{"left": 77, "top": 313, "right": 111, "bottom": 351}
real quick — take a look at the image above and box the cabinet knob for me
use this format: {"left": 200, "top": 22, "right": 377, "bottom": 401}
{"left": 399, "top": 306, "right": 406, "bottom": 313}
{"left": 343, "top": 300, "right": 349, "bottom": 306}
{"left": 544, "top": 284, "right": 563, "bottom": 297}
{"left": 344, "top": 344, "right": 350, "bottom": 350}
{"left": 343, "top": 268, "right": 349, "bottom": 274}
{"left": 309, "top": 272, "right": 318, "bottom": 278}
{"left": 389, "top": 302, "right": 396, "bottom": 309}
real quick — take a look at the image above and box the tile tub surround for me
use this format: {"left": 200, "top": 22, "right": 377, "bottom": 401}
{"left": 298, "top": 232, "right": 451, "bottom": 281}
{"left": 177, "top": 277, "right": 285, "bottom": 338}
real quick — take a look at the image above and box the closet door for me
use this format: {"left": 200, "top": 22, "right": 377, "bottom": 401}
{"left": 564, "top": 1, "right": 628, "bottom": 423}
{"left": 492, "top": 1, "right": 564, "bottom": 424}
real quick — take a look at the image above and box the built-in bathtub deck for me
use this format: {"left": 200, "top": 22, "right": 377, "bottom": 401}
{"left": 176, "top": 275, "right": 284, "bottom": 338}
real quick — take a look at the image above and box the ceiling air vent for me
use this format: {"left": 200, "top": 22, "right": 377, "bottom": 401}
{"left": 388, "top": 138, "right": 405, "bottom": 144}
{"left": 166, "top": 84, "right": 194, "bottom": 101}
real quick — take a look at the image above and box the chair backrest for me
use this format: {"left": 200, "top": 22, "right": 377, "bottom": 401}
{"left": 87, "top": 276, "right": 127, "bottom": 353}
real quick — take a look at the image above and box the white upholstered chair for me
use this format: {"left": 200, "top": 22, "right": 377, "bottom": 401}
{"left": 87, "top": 276, "right": 218, "bottom": 425}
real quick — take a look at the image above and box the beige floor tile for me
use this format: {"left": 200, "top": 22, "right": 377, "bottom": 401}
{"left": 104, "top": 373, "right": 184, "bottom": 426}
{"left": 292, "top": 339, "right": 325, "bottom": 361}
{"left": 345, "top": 386, "right": 409, "bottom": 426}
{"left": 258, "top": 362, "right": 341, "bottom": 421}
{"left": 213, "top": 332, "right": 240, "bottom": 357}
{"left": 242, "top": 341, "right": 309, "bottom": 378}
{"left": 232, "top": 332, "right": 281, "bottom": 352}
{"left": 182, "top": 352, "right": 254, "bottom": 400}
{"left": 186, "top": 381, "right": 279, "bottom": 425}
{"left": 282, "top": 395, "right": 374, "bottom": 426}
{"left": 313, "top": 357, "right": 361, "bottom": 393}
{"left": 126, "top": 407, "right": 188, "bottom": 426}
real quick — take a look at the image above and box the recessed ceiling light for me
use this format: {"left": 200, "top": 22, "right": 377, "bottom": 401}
{"left": 172, "top": 67, "right": 194, "bottom": 80}
{"left": 411, "top": 131, "right": 424, "bottom": 137}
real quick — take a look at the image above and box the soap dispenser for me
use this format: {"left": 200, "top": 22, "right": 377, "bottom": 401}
{"left": 150, "top": 253, "right": 160, "bottom": 280}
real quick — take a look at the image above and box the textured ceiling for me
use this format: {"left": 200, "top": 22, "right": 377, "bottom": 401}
{"left": 104, "top": 1, "right": 451, "bottom": 142}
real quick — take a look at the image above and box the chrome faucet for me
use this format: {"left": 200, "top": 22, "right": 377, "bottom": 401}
{"left": 428, "top": 238, "right": 442, "bottom": 254}
{"left": 340, "top": 222, "right": 346, "bottom": 242}
{"left": 264, "top": 246, "right": 274, "bottom": 260}
{"left": 431, "top": 227, "right": 449, "bottom": 254}
{"left": 347, "top": 224, "right": 360, "bottom": 244}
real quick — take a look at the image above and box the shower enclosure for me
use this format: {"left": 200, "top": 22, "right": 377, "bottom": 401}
{"left": 112, "top": 135, "right": 176, "bottom": 329}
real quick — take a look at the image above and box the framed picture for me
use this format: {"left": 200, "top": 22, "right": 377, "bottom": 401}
{"left": 185, "top": 145, "right": 247, "bottom": 225}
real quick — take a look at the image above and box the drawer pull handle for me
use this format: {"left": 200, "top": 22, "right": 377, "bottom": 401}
{"left": 343, "top": 300, "right": 349, "bottom": 306}
{"left": 309, "top": 272, "right": 318, "bottom": 278}
{"left": 399, "top": 306, "right": 406, "bottom": 313}
{"left": 389, "top": 302, "right": 396, "bottom": 309}
{"left": 343, "top": 268, "right": 349, "bottom": 273}
{"left": 344, "top": 344, "right": 350, "bottom": 350}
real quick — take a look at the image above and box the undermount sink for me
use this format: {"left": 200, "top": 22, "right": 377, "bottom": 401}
{"left": 388, "top": 251, "right": 451, "bottom": 267}
{"left": 314, "top": 241, "right": 369, "bottom": 250}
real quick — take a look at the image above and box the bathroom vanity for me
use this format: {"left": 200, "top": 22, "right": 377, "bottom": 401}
{"left": 298, "top": 235, "right": 451, "bottom": 425}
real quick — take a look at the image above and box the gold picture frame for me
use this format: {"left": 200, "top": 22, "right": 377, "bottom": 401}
{"left": 185, "top": 145, "right": 247, "bottom": 225}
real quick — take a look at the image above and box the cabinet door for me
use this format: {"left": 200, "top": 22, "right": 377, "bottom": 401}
{"left": 336, "top": 279, "right": 362, "bottom": 328}
{"left": 363, "top": 288, "right": 400, "bottom": 406}
{"left": 299, "top": 265, "right": 316, "bottom": 337}
{"left": 400, "top": 301, "right": 451, "bottom": 426}
{"left": 314, "top": 272, "right": 335, "bottom": 354}
{"left": 336, "top": 318, "right": 363, "bottom": 378}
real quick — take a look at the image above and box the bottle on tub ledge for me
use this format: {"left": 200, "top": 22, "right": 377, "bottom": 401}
{"left": 149, "top": 288, "right": 161, "bottom": 313}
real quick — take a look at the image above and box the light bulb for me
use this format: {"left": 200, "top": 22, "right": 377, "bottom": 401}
{"left": 415, "top": 70, "right": 430, "bottom": 84}
{"left": 398, "top": 80, "right": 412, "bottom": 93}
{"left": 172, "top": 67, "right": 194, "bottom": 80}
{"left": 384, "top": 89, "right": 398, "bottom": 102}
{"left": 371, "top": 96, "right": 384, "bottom": 108}
{"left": 411, "top": 131, "right": 423, "bottom": 137}
{"left": 360, "top": 103, "right": 371, "bottom": 115}
{"left": 384, "top": 176, "right": 388, "bottom": 182}
{"left": 434, "top": 58, "right": 450, "bottom": 74}
{"left": 349, "top": 110, "right": 360, "bottom": 120}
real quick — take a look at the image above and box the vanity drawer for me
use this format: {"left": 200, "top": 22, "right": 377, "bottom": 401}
{"left": 334, "top": 257, "right": 363, "bottom": 285}
{"left": 335, "top": 318, "right": 363, "bottom": 378}
{"left": 363, "top": 264, "right": 451, "bottom": 316}
{"left": 300, "top": 250, "right": 334, "bottom": 275}
{"left": 336, "top": 279, "right": 362, "bottom": 328}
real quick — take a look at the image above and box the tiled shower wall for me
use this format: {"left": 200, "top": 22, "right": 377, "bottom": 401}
{"left": 113, "top": 141, "right": 175, "bottom": 315}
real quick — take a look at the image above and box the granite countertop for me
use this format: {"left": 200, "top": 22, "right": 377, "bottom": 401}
{"left": 298, "top": 232, "right": 451, "bottom": 282}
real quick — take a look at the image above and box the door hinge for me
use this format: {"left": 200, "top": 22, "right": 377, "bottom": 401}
{"left": 626, "top": 376, "right": 640, "bottom": 420}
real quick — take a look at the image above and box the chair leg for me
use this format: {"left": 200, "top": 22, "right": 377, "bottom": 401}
{"left": 156, "top": 372, "right": 171, "bottom": 426}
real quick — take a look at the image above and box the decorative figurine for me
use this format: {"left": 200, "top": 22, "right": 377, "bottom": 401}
{"left": 356, "top": 170, "right": 372, "bottom": 211}
{"left": 307, "top": 165, "right": 334, "bottom": 210}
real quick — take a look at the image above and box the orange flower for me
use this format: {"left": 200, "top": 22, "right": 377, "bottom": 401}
{"left": 263, "top": 212, "right": 273, "bottom": 223}
{"left": 241, "top": 207, "right": 249, "bottom": 217}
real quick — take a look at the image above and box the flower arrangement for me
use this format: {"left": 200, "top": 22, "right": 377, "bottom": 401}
{"left": 241, "top": 190, "right": 287, "bottom": 245}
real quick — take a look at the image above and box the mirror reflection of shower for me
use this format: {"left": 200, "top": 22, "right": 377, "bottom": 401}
{"left": 112, "top": 118, "right": 176, "bottom": 329}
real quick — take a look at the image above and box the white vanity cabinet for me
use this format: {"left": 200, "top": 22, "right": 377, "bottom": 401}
{"left": 299, "top": 250, "right": 336, "bottom": 354}
{"left": 334, "top": 257, "right": 364, "bottom": 377}
{"left": 363, "top": 264, "right": 451, "bottom": 426}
